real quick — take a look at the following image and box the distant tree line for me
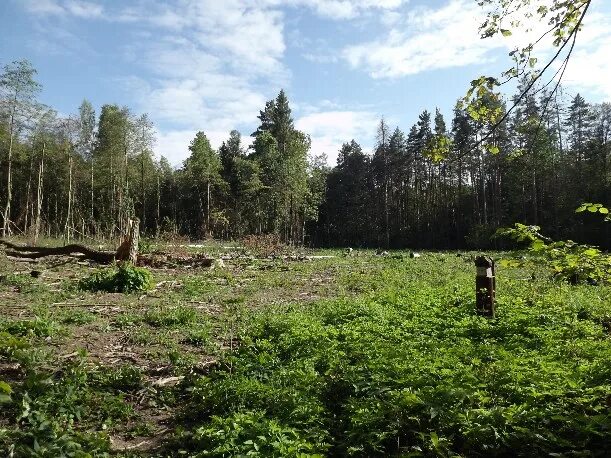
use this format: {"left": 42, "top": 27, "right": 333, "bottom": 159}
{"left": 1, "top": 60, "right": 609, "bottom": 248}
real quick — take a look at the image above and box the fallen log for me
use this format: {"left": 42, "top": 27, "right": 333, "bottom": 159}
{"left": 1, "top": 240, "right": 116, "bottom": 263}
{"left": 0, "top": 218, "right": 140, "bottom": 265}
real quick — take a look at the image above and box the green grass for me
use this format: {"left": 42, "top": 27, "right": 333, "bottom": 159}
{"left": 0, "top": 248, "right": 609, "bottom": 456}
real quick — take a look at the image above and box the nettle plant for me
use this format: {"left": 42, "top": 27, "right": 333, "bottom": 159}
{"left": 496, "top": 223, "right": 610, "bottom": 285}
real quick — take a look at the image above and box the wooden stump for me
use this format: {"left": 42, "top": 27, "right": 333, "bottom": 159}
{"left": 115, "top": 218, "right": 140, "bottom": 264}
{"left": 475, "top": 256, "right": 496, "bottom": 317}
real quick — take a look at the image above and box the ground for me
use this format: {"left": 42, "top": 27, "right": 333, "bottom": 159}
{"left": 0, "top": 241, "right": 610, "bottom": 456}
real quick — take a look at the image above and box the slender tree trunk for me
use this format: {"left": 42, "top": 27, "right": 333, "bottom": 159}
{"left": 531, "top": 168, "right": 538, "bottom": 225}
{"left": 90, "top": 156, "right": 94, "bottom": 225}
{"left": 141, "top": 153, "right": 146, "bottom": 230}
{"left": 2, "top": 99, "right": 17, "bottom": 236}
{"left": 34, "top": 142, "right": 46, "bottom": 244}
{"left": 110, "top": 154, "right": 115, "bottom": 236}
{"left": 64, "top": 152, "right": 73, "bottom": 241}
{"left": 206, "top": 180, "right": 211, "bottom": 237}
{"left": 156, "top": 172, "right": 160, "bottom": 236}
{"left": 24, "top": 154, "right": 34, "bottom": 234}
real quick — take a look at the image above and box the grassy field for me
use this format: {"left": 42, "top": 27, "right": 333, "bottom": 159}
{"left": 0, "top": 243, "right": 610, "bottom": 457}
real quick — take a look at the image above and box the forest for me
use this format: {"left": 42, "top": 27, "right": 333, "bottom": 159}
{"left": 1, "top": 60, "right": 609, "bottom": 250}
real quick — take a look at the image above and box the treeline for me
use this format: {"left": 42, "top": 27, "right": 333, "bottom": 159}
{"left": 0, "top": 60, "right": 609, "bottom": 248}
{"left": 317, "top": 83, "right": 610, "bottom": 249}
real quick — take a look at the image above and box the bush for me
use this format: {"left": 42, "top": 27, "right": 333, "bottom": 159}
{"left": 242, "top": 234, "right": 288, "bottom": 258}
{"left": 496, "top": 223, "right": 611, "bottom": 284}
{"left": 79, "top": 263, "right": 152, "bottom": 293}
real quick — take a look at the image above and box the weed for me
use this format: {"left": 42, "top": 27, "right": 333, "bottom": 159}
{"left": 0, "top": 332, "right": 29, "bottom": 359}
{"left": 79, "top": 262, "right": 152, "bottom": 293}
{"left": 183, "top": 326, "right": 213, "bottom": 348}
{"left": 58, "top": 309, "right": 97, "bottom": 325}
{"left": 0, "top": 318, "right": 59, "bottom": 338}
{"left": 144, "top": 306, "right": 198, "bottom": 328}
{"left": 91, "top": 365, "right": 143, "bottom": 393}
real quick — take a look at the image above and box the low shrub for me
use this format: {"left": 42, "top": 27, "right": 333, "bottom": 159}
{"left": 79, "top": 262, "right": 152, "bottom": 293}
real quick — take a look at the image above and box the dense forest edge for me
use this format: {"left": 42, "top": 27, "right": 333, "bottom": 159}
{"left": 0, "top": 59, "right": 609, "bottom": 250}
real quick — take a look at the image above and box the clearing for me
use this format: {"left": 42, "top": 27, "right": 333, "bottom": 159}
{"left": 0, "top": 242, "right": 610, "bottom": 456}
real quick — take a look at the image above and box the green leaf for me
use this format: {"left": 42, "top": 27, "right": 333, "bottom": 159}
{"left": 501, "top": 29, "right": 512, "bottom": 37}
{"left": 430, "top": 431, "right": 440, "bottom": 449}
{"left": 487, "top": 144, "right": 500, "bottom": 154}
{"left": 599, "top": 207, "right": 609, "bottom": 214}
{"left": 0, "top": 381, "right": 11, "bottom": 395}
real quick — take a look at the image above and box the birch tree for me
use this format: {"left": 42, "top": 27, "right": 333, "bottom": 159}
{"left": 0, "top": 60, "right": 41, "bottom": 236}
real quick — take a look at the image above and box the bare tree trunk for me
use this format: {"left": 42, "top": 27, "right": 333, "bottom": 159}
{"left": 2, "top": 98, "right": 17, "bottom": 237}
{"left": 206, "top": 180, "right": 211, "bottom": 238}
{"left": 156, "top": 172, "right": 160, "bottom": 236}
{"left": 34, "top": 142, "right": 46, "bottom": 244}
{"left": 64, "top": 152, "right": 73, "bottom": 241}
{"left": 531, "top": 168, "right": 538, "bottom": 225}
{"left": 127, "top": 218, "right": 139, "bottom": 264}
{"left": 24, "top": 154, "right": 34, "bottom": 234}
{"left": 90, "top": 156, "right": 94, "bottom": 225}
{"left": 110, "top": 154, "right": 115, "bottom": 237}
{"left": 123, "top": 141, "right": 130, "bottom": 231}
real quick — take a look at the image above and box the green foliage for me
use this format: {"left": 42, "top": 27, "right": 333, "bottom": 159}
{"left": 576, "top": 202, "right": 610, "bottom": 221}
{"left": 0, "top": 358, "right": 133, "bottom": 457}
{"left": 0, "top": 380, "right": 12, "bottom": 405}
{"left": 2, "top": 249, "right": 611, "bottom": 455}
{"left": 90, "top": 365, "right": 143, "bottom": 393}
{"left": 187, "top": 411, "right": 324, "bottom": 457}
{"left": 144, "top": 306, "right": 198, "bottom": 327}
{"left": 183, "top": 326, "right": 213, "bottom": 348}
{"left": 497, "top": 223, "right": 611, "bottom": 284}
{"left": 0, "top": 318, "right": 58, "bottom": 338}
{"left": 423, "top": 133, "right": 453, "bottom": 162}
{"left": 175, "top": 257, "right": 611, "bottom": 456}
{"left": 0, "top": 273, "right": 46, "bottom": 294}
{"left": 78, "top": 263, "right": 152, "bottom": 293}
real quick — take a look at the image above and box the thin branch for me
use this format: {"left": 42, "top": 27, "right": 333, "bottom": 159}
{"left": 448, "top": 0, "right": 591, "bottom": 164}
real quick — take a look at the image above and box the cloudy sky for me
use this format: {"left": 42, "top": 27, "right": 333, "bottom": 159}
{"left": 1, "top": 0, "right": 610, "bottom": 165}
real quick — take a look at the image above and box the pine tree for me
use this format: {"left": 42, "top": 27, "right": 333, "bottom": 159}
{"left": 185, "top": 131, "right": 224, "bottom": 237}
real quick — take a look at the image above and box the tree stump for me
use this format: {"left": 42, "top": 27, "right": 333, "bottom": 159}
{"left": 115, "top": 218, "right": 140, "bottom": 264}
{"left": 475, "top": 256, "right": 496, "bottom": 317}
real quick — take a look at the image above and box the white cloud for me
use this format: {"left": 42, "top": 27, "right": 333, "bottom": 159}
{"left": 110, "top": 1, "right": 289, "bottom": 163}
{"left": 22, "top": 0, "right": 103, "bottom": 18}
{"left": 343, "top": 0, "right": 499, "bottom": 78}
{"left": 296, "top": 110, "right": 380, "bottom": 164}
{"left": 260, "top": 0, "right": 409, "bottom": 20}
{"left": 64, "top": 0, "right": 103, "bottom": 18}
{"left": 557, "top": 10, "right": 611, "bottom": 100}
{"left": 21, "top": 0, "right": 65, "bottom": 15}
{"left": 342, "top": 0, "right": 611, "bottom": 103}
{"left": 155, "top": 129, "right": 230, "bottom": 166}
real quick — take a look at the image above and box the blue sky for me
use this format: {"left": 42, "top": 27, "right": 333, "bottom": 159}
{"left": 1, "top": 0, "right": 610, "bottom": 166}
